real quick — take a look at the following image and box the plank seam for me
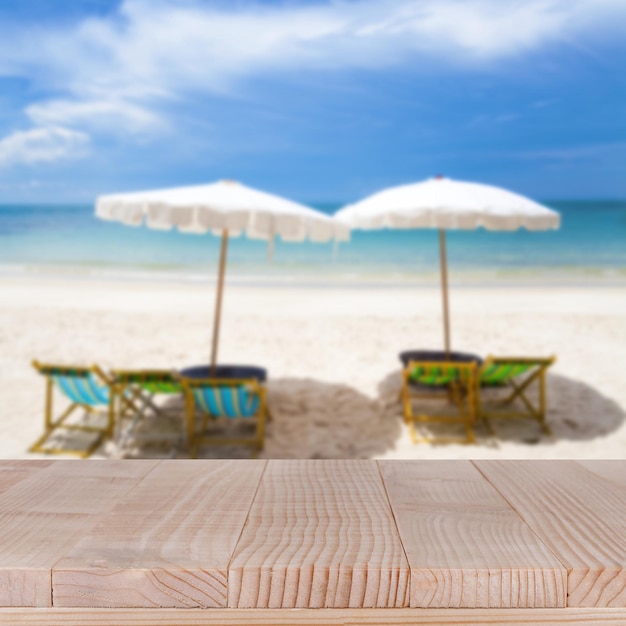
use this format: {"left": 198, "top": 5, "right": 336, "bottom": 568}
{"left": 226, "top": 459, "right": 268, "bottom": 607}
{"left": 49, "top": 460, "right": 164, "bottom": 607}
{"left": 375, "top": 460, "right": 411, "bottom": 608}
{"left": 470, "top": 460, "right": 571, "bottom": 604}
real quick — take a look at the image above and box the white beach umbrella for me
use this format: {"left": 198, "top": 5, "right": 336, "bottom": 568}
{"left": 335, "top": 176, "right": 560, "bottom": 354}
{"left": 96, "top": 179, "right": 349, "bottom": 367}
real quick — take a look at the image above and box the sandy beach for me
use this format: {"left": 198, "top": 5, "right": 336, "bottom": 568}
{"left": 1, "top": 274, "right": 625, "bottom": 460}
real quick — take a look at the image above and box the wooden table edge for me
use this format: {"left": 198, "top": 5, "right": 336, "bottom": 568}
{"left": 1, "top": 607, "right": 626, "bottom": 625}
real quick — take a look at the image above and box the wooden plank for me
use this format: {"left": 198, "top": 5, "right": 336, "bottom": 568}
{"left": 575, "top": 461, "right": 626, "bottom": 488}
{"left": 0, "top": 459, "right": 623, "bottom": 617}
{"left": 0, "top": 460, "right": 157, "bottom": 607}
{"left": 0, "top": 461, "right": 51, "bottom": 496}
{"left": 380, "top": 460, "right": 567, "bottom": 608}
{"left": 475, "top": 461, "right": 626, "bottom": 608}
{"left": 1, "top": 607, "right": 626, "bottom": 625}
{"left": 229, "top": 460, "right": 409, "bottom": 609}
{"left": 52, "top": 460, "right": 266, "bottom": 609}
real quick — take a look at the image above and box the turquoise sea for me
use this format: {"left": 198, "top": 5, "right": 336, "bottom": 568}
{"left": 0, "top": 201, "right": 625, "bottom": 286}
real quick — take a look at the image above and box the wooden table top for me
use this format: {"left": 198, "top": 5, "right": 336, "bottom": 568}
{"left": 0, "top": 460, "right": 624, "bottom": 623}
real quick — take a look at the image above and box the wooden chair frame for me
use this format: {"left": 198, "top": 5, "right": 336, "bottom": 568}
{"left": 110, "top": 369, "right": 185, "bottom": 454}
{"left": 476, "top": 356, "right": 556, "bottom": 435}
{"left": 401, "top": 360, "right": 478, "bottom": 444}
{"left": 30, "top": 361, "right": 135, "bottom": 458}
{"left": 182, "top": 377, "right": 267, "bottom": 459}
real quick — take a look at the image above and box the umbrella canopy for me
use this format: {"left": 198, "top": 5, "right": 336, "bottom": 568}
{"left": 336, "top": 177, "right": 560, "bottom": 231}
{"left": 97, "top": 179, "right": 348, "bottom": 242}
{"left": 96, "top": 180, "right": 349, "bottom": 367}
{"left": 335, "top": 176, "right": 560, "bottom": 353}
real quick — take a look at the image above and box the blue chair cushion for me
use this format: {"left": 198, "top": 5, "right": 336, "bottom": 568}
{"left": 192, "top": 385, "right": 260, "bottom": 419}
{"left": 52, "top": 373, "right": 110, "bottom": 406}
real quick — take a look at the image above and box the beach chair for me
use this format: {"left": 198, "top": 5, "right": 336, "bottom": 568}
{"left": 476, "top": 356, "right": 555, "bottom": 435}
{"left": 30, "top": 361, "right": 123, "bottom": 458}
{"left": 401, "top": 360, "right": 478, "bottom": 444}
{"left": 182, "top": 377, "right": 267, "bottom": 458}
{"left": 110, "top": 369, "right": 185, "bottom": 454}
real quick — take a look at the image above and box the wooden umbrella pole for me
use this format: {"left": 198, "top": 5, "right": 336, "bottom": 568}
{"left": 439, "top": 228, "right": 451, "bottom": 357}
{"left": 210, "top": 229, "right": 229, "bottom": 372}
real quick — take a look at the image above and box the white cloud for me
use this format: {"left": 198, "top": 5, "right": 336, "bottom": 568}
{"left": 25, "top": 99, "right": 165, "bottom": 135}
{"left": 0, "top": 126, "right": 90, "bottom": 167}
{"left": 0, "top": 0, "right": 624, "bottom": 138}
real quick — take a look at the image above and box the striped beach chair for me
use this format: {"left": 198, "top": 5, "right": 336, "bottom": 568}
{"left": 182, "top": 377, "right": 267, "bottom": 458}
{"left": 402, "top": 360, "right": 478, "bottom": 444}
{"left": 30, "top": 361, "right": 121, "bottom": 458}
{"left": 476, "top": 356, "right": 555, "bottom": 435}
{"left": 110, "top": 369, "right": 185, "bottom": 453}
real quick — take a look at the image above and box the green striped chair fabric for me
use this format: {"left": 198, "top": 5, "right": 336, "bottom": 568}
{"left": 114, "top": 372, "right": 183, "bottom": 395}
{"left": 409, "top": 365, "right": 472, "bottom": 387}
{"left": 475, "top": 357, "right": 554, "bottom": 435}
{"left": 480, "top": 362, "right": 533, "bottom": 385}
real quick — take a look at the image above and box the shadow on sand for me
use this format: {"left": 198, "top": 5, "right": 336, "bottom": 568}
{"left": 109, "top": 377, "right": 403, "bottom": 459}
{"left": 262, "top": 377, "right": 403, "bottom": 459}
{"left": 105, "top": 370, "right": 624, "bottom": 458}
{"left": 377, "top": 369, "right": 626, "bottom": 446}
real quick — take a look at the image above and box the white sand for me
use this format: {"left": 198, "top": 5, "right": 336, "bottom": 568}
{"left": 1, "top": 275, "right": 625, "bottom": 459}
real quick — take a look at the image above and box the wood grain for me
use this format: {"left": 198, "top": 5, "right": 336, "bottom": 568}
{"left": 380, "top": 461, "right": 567, "bottom": 608}
{"left": 0, "top": 460, "right": 156, "bottom": 607}
{"left": 575, "top": 461, "right": 626, "bottom": 489}
{"left": 475, "top": 461, "right": 626, "bottom": 608}
{"left": 0, "top": 461, "right": 51, "bottom": 497}
{"left": 229, "top": 460, "right": 409, "bottom": 609}
{"left": 52, "top": 460, "right": 266, "bottom": 608}
{"left": 1, "top": 607, "right": 626, "bottom": 625}
{"left": 0, "top": 460, "right": 623, "bottom": 618}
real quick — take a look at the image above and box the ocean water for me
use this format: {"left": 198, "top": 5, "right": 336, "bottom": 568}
{"left": 0, "top": 201, "right": 624, "bottom": 286}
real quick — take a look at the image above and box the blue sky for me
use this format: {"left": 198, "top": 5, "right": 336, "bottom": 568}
{"left": 0, "top": 0, "right": 624, "bottom": 203}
